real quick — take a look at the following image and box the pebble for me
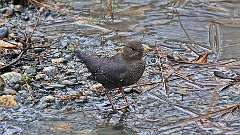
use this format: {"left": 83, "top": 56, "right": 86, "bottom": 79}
{"left": 124, "top": 87, "right": 132, "bottom": 93}
{"left": 64, "top": 54, "right": 72, "bottom": 60}
{"left": 43, "top": 66, "right": 57, "bottom": 76}
{"left": 1, "top": 72, "right": 22, "bottom": 86}
{"left": 0, "top": 27, "right": 9, "bottom": 39}
{"left": 35, "top": 73, "right": 47, "bottom": 80}
{"left": 47, "top": 84, "right": 65, "bottom": 89}
{"left": 22, "top": 15, "right": 29, "bottom": 21}
{"left": 4, "top": 8, "right": 14, "bottom": 17}
{"left": 51, "top": 58, "right": 66, "bottom": 65}
{"left": 2, "top": 88, "right": 17, "bottom": 95}
{"left": 36, "top": 95, "right": 55, "bottom": 109}
{"left": 66, "top": 69, "right": 76, "bottom": 75}
{"left": 62, "top": 80, "right": 76, "bottom": 86}
{"left": 0, "top": 8, "right": 7, "bottom": 13}
{"left": 0, "top": 76, "right": 5, "bottom": 93}
{"left": 23, "top": 66, "right": 37, "bottom": 76}
{"left": 14, "top": 5, "right": 23, "bottom": 12}
{"left": 34, "top": 48, "right": 45, "bottom": 53}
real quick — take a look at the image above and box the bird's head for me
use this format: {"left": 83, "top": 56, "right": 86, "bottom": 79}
{"left": 122, "top": 41, "right": 144, "bottom": 61}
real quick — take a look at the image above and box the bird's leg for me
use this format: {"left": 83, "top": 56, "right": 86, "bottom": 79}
{"left": 104, "top": 90, "right": 116, "bottom": 111}
{"left": 119, "top": 87, "right": 130, "bottom": 107}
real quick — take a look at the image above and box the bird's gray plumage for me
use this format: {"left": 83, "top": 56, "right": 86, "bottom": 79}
{"left": 76, "top": 42, "right": 145, "bottom": 89}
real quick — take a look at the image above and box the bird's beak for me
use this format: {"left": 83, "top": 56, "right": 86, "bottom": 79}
{"left": 143, "top": 44, "right": 153, "bottom": 53}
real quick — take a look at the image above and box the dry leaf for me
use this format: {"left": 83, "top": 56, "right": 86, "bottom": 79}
{"left": 195, "top": 52, "right": 208, "bottom": 64}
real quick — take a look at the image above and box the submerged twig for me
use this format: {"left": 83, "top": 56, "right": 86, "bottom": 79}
{"left": 157, "top": 104, "right": 240, "bottom": 132}
{"left": 176, "top": 13, "right": 199, "bottom": 55}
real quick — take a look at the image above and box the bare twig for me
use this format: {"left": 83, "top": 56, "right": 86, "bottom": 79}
{"left": 175, "top": 10, "right": 199, "bottom": 56}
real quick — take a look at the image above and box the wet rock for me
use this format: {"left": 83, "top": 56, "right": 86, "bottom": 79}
{"left": 61, "top": 80, "right": 76, "bottom": 86}
{"left": 35, "top": 73, "right": 47, "bottom": 80}
{"left": 2, "top": 88, "right": 17, "bottom": 95}
{"left": 75, "top": 96, "right": 88, "bottom": 103}
{"left": 64, "top": 54, "right": 72, "bottom": 60}
{"left": 34, "top": 48, "right": 45, "bottom": 53}
{"left": 23, "top": 66, "right": 37, "bottom": 76}
{"left": 36, "top": 95, "right": 55, "bottom": 109}
{"left": 43, "top": 66, "right": 57, "bottom": 76}
{"left": 4, "top": 8, "right": 14, "bottom": 17}
{"left": 53, "top": 52, "right": 61, "bottom": 57}
{"left": 0, "top": 124, "right": 23, "bottom": 135}
{"left": 0, "top": 95, "right": 17, "bottom": 107}
{"left": 0, "top": 27, "right": 9, "bottom": 39}
{"left": 0, "top": 76, "right": 5, "bottom": 93}
{"left": 124, "top": 87, "right": 132, "bottom": 93}
{"left": 46, "top": 84, "right": 65, "bottom": 89}
{"left": 51, "top": 58, "right": 66, "bottom": 65}
{"left": 14, "top": 5, "right": 23, "bottom": 12}
{"left": 22, "top": 15, "right": 29, "bottom": 21}
{"left": 91, "top": 83, "right": 104, "bottom": 93}
{"left": 1, "top": 72, "right": 22, "bottom": 86}
{"left": 0, "top": 8, "right": 7, "bottom": 13}
{"left": 66, "top": 69, "right": 76, "bottom": 75}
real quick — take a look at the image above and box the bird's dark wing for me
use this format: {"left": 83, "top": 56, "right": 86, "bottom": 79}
{"left": 76, "top": 51, "right": 128, "bottom": 86}
{"left": 91, "top": 57, "right": 128, "bottom": 86}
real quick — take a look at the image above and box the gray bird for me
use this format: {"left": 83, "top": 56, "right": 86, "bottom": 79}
{"left": 76, "top": 41, "right": 146, "bottom": 110}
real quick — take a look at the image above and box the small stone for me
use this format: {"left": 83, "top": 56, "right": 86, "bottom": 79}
{"left": 43, "top": 66, "right": 57, "bottom": 76}
{"left": 0, "top": 8, "right": 7, "bottom": 13}
{"left": 48, "top": 84, "right": 65, "bottom": 89}
{"left": 53, "top": 52, "right": 61, "bottom": 57}
{"left": 4, "top": 8, "right": 14, "bottom": 17}
{"left": 62, "top": 80, "right": 75, "bottom": 86}
{"left": 14, "top": 5, "right": 23, "bottom": 12}
{"left": 90, "top": 83, "right": 104, "bottom": 93}
{"left": 124, "top": 87, "right": 132, "bottom": 93}
{"left": 34, "top": 48, "right": 45, "bottom": 53}
{"left": 64, "top": 54, "right": 72, "bottom": 60}
{"left": 23, "top": 66, "right": 37, "bottom": 76}
{"left": 41, "top": 95, "right": 55, "bottom": 102}
{"left": 35, "top": 73, "right": 47, "bottom": 80}
{"left": 36, "top": 95, "right": 55, "bottom": 109}
{"left": 66, "top": 69, "right": 76, "bottom": 75}
{"left": 23, "top": 15, "right": 29, "bottom": 21}
{"left": 51, "top": 58, "right": 66, "bottom": 65}
{"left": 0, "top": 76, "right": 5, "bottom": 92}
{"left": 0, "top": 27, "right": 9, "bottom": 39}
{"left": 3, "top": 88, "right": 17, "bottom": 95}
{"left": 75, "top": 96, "right": 88, "bottom": 103}
{"left": 1, "top": 72, "right": 22, "bottom": 86}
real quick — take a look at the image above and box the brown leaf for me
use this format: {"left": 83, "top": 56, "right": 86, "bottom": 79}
{"left": 195, "top": 52, "right": 208, "bottom": 64}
